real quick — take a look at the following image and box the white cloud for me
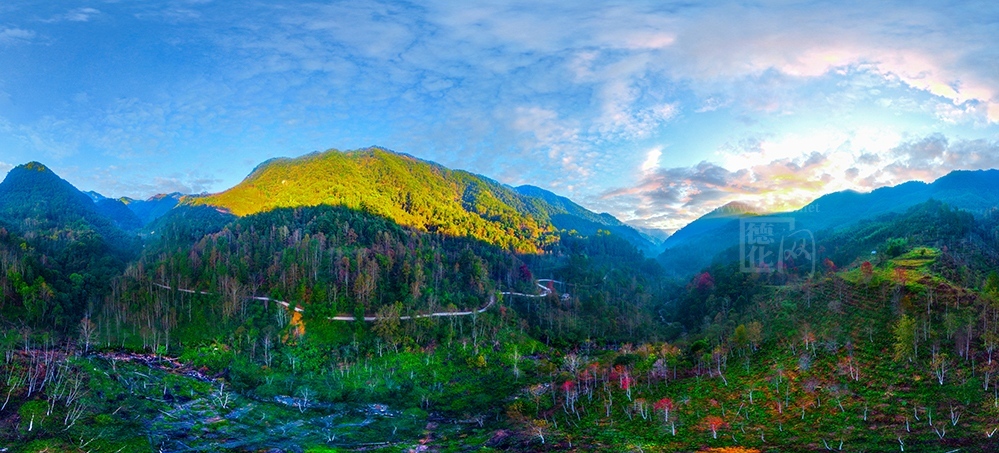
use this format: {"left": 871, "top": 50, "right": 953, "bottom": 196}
{"left": 0, "top": 27, "right": 35, "bottom": 44}
{"left": 600, "top": 132, "right": 999, "bottom": 232}
{"left": 42, "top": 7, "right": 102, "bottom": 23}
{"left": 4, "top": 0, "right": 999, "bottom": 223}
{"left": 640, "top": 147, "right": 661, "bottom": 174}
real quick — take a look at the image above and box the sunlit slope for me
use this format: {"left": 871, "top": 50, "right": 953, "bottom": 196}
{"left": 192, "top": 147, "right": 655, "bottom": 254}
{"left": 191, "top": 148, "right": 552, "bottom": 252}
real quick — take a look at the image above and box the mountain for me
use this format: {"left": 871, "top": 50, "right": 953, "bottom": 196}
{"left": 191, "top": 147, "right": 653, "bottom": 254}
{"left": 7, "top": 157, "right": 999, "bottom": 451}
{"left": 0, "top": 162, "right": 98, "bottom": 221}
{"left": 786, "top": 170, "right": 999, "bottom": 233}
{"left": 658, "top": 169, "right": 999, "bottom": 277}
{"left": 654, "top": 201, "right": 759, "bottom": 277}
{"left": 0, "top": 162, "right": 138, "bottom": 328}
{"left": 631, "top": 225, "right": 671, "bottom": 243}
{"left": 83, "top": 190, "right": 106, "bottom": 202}
{"left": 95, "top": 198, "right": 143, "bottom": 231}
{"left": 662, "top": 201, "right": 759, "bottom": 250}
{"left": 0, "top": 162, "right": 137, "bottom": 248}
{"left": 122, "top": 192, "right": 183, "bottom": 226}
{"left": 513, "top": 185, "right": 660, "bottom": 255}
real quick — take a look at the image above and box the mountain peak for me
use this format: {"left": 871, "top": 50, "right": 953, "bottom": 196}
{"left": 192, "top": 147, "right": 657, "bottom": 254}
{"left": 706, "top": 201, "right": 759, "bottom": 218}
{"left": 0, "top": 160, "right": 139, "bottom": 250}
{"left": 17, "top": 161, "right": 52, "bottom": 173}
{"left": 2, "top": 161, "right": 82, "bottom": 197}
{"left": 6, "top": 162, "right": 62, "bottom": 184}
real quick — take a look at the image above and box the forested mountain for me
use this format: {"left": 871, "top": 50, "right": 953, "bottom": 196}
{"left": 95, "top": 198, "right": 143, "bottom": 231}
{"left": 0, "top": 163, "right": 136, "bottom": 330}
{"left": 659, "top": 169, "right": 999, "bottom": 277}
{"left": 191, "top": 147, "right": 655, "bottom": 254}
{"left": 663, "top": 201, "right": 758, "bottom": 250}
{"left": 0, "top": 162, "right": 138, "bottom": 246}
{"left": 4, "top": 155, "right": 999, "bottom": 452}
{"left": 514, "top": 184, "right": 662, "bottom": 255}
{"left": 122, "top": 192, "right": 183, "bottom": 226}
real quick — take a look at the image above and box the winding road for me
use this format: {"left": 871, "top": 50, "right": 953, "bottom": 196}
{"left": 152, "top": 279, "right": 563, "bottom": 322}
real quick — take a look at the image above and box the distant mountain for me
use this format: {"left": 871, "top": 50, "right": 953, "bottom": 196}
{"left": 122, "top": 192, "right": 183, "bottom": 226}
{"left": 95, "top": 198, "right": 143, "bottom": 231}
{"left": 663, "top": 201, "right": 759, "bottom": 250}
{"left": 84, "top": 190, "right": 106, "bottom": 202}
{"left": 513, "top": 185, "right": 660, "bottom": 255}
{"left": 0, "top": 162, "right": 137, "bottom": 247}
{"left": 655, "top": 202, "right": 759, "bottom": 278}
{"left": 783, "top": 170, "right": 999, "bottom": 235}
{"left": 658, "top": 169, "right": 999, "bottom": 277}
{"left": 192, "top": 147, "right": 654, "bottom": 254}
{"left": 631, "top": 225, "right": 671, "bottom": 244}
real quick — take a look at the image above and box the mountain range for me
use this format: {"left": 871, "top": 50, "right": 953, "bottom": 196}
{"left": 4, "top": 148, "right": 999, "bottom": 452}
{"left": 0, "top": 149, "right": 661, "bottom": 256}
{"left": 2, "top": 150, "right": 997, "bottom": 278}
{"left": 658, "top": 168, "right": 999, "bottom": 276}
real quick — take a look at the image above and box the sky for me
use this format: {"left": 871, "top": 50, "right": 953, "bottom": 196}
{"left": 1, "top": 1, "right": 998, "bottom": 234}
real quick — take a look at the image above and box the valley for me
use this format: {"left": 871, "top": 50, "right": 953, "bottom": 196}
{"left": 2, "top": 150, "right": 999, "bottom": 452}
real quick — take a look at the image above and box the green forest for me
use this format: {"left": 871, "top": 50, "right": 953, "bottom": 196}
{"left": 2, "top": 154, "right": 999, "bottom": 452}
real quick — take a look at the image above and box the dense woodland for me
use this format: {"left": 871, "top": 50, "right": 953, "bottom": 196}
{"left": 2, "top": 155, "right": 999, "bottom": 452}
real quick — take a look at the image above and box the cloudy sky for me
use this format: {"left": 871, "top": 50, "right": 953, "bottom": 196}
{"left": 1, "top": 1, "right": 998, "bottom": 233}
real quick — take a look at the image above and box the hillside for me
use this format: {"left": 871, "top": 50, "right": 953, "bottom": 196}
{"left": 514, "top": 184, "right": 661, "bottom": 255}
{"left": 0, "top": 162, "right": 100, "bottom": 226}
{"left": 659, "top": 170, "right": 999, "bottom": 277}
{"left": 4, "top": 157, "right": 999, "bottom": 452}
{"left": 193, "top": 147, "right": 654, "bottom": 254}
{"left": 6, "top": 194, "right": 999, "bottom": 451}
{"left": 0, "top": 163, "right": 137, "bottom": 329}
{"left": 122, "top": 192, "right": 183, "bottom": 226}
{"left": 0, "top": 162, "right": 138, "bottom": 252}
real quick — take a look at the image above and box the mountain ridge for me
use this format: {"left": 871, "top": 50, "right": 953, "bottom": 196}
{"left": 658, "top": 168, "right": 999, "bottom": 277}
{"left": 190, "top": 147, "right": 658, "bottom": 254}
{"left": 0, "top": 161, "right": 137, "bottom": 248}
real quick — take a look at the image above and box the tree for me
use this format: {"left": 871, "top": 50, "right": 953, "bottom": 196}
{"left": 531, "top": 419, "right": 549, "bottom": 444}
{"left": 373, "top": 301, "right": 402, "bottom": 352}
{"left": 78, "top": 316, "right": 96, "bottom": 354}
{"left": 894, "top": 267, "right": 908, "bottom": 288}
{"left": 694, "top": 272, "right": 715, "bottom": 292}
{"left": 931, "top": 350, "right": 950, "bottom": 385}
{"left": 703, "top": 415, "right": 727, "bottom": 439}
{"left": 654, "top": 397, "right": 674, "bottom": 423}
{"left": 733, "top": 324, "right": 750, "bottom": 353}
{"left": 894, "top": 315, "right": 917, "bottom": 362}
{"left": 986, "top": 271, "right": 999, "bottom": 297}
{"left": 860, "top": 261, "right": 873, "bottom": 281}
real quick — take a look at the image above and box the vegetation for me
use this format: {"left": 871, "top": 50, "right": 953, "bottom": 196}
{"left": 3, "top": 155, "right": 999, "bottom": 452}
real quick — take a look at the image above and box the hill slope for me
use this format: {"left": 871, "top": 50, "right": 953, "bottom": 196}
{"left": 0, "top": 162, "right": 137, "bottom": 249}
{"left": 122, "top": 192, "right": 184, "bottom": 226}
{"left": 514, "top": 184, "right": 661, "bottom": 255}
{"left": 193, "top": 147, "right": 654, "bottom": 254}
{"left": 659, "top": 169, "right": 999, "bottom": 277}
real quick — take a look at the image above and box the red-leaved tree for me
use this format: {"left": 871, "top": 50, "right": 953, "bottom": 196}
{"left": 860, "top": 261, "right": 873, "bottom": 279}
{"left": 654, "top": 397, "right": 674, "bottom": 423}
{"left": 703, "top": 415, "right": 727, "bottom": 439}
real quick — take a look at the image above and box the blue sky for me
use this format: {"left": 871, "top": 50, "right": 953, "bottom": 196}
{"left": 1, "top": 1, "right": 998, "bottom": 232}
